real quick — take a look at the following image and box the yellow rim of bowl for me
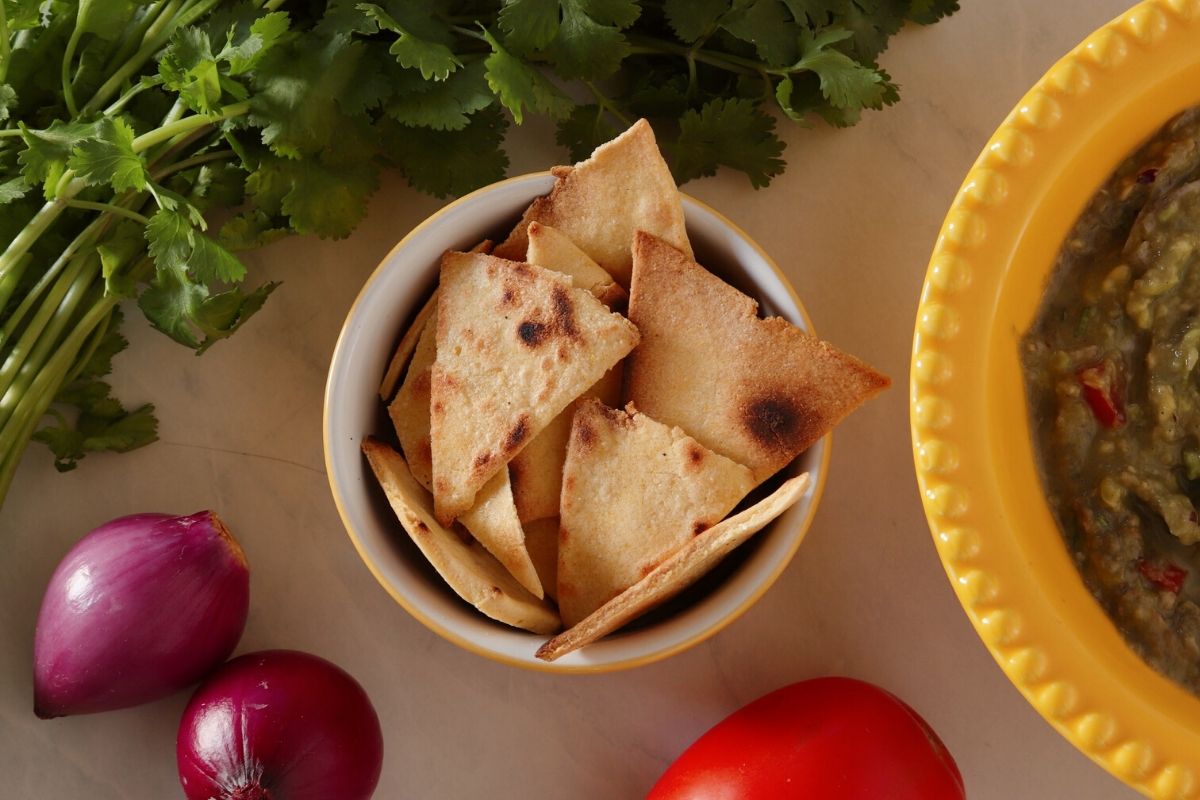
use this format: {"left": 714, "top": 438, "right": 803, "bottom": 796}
{"left": 913, "top": 1, "right": 1200, "bottom": 797}
{"left": 323, "top": 173, "right": 832, "bottom": 674}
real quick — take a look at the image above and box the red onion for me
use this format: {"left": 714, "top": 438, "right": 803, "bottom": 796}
{"left": 33, "top": 511, "right": 249, "bottom": 718}
{"left": 177, "top": 650, "right": 384, "bottom": 800}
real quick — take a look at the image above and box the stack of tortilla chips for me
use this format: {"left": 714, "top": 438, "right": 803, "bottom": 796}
{"left": 367, "top": 120, "right": 890, "bottom": 660}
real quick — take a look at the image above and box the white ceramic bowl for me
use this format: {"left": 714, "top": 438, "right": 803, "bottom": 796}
{"left": 324, "top": 173, "right": 829, "bottom": 672}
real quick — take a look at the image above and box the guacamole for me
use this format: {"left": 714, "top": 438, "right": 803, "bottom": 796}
{"left": 1023, "top": 107, "right": 1200, "bottom": 692}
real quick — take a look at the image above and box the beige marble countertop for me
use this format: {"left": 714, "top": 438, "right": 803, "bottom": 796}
{"left": 0, "top": 2, "right": 1149, "bottom": 798}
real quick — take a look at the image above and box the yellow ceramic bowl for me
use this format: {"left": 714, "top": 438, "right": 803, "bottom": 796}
{"left": 912, "top": 2, "right": 1200, "bottom": 797}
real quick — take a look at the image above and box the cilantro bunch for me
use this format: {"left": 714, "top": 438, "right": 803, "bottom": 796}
{"left": 0, "top": 0, "right": 955, "bottom": 509}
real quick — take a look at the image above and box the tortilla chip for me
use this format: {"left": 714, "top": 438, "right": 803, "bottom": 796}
{"left": 537, "top": 473, "right": 810, "bottom": 661}
{"left": 556, "top": 399, "right": 756, "bottom": 627}
{"left": 390, "top": 309, "right": 543, "bottom": 597}
{"left": 379, "top": 289, "right": 437, "bottom": 402}
{"left": 378, "top": 241, "right": 492, "bottom": 401}
{"left": 526, "top": 222, "right": 626, "bottom": 308}
{"left": 492, "top": 119, "right": 691, "bottom": 286}
{"left": 362, "top": 438, "right": 560, "bottom": 634}
{"left": 509, "top": 364, "right": 622, "bottom": 524}
{"left": 430, "top": 252, "right": 639, "bottom": 524}
{"left": 523, "top": 516, "right": 560, "bottom": 602}
{"left": 627, "top": 232, "right": 890, "bottom": 484}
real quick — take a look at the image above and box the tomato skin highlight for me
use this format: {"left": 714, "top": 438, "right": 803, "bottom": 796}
{"left": 647, "top": 677, "right": 965, "bottom": 800}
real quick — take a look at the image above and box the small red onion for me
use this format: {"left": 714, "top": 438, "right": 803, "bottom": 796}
{"left": 33, "top": 511, "right": 249, "bottom": 718}
{"left": 177, "top": 650, "right": 384, "bottom": 800}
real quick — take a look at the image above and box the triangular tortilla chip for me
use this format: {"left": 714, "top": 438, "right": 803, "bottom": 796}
{"left": 390, "top": 309, "right": 544, "bottom": 597}
{"left": 378, "top": 240, "right": 492, "bottom": 401}
{"left": 431, "top": 252, "right": 640, "bottom": 524}
{"left": 493, "top": 119, "right": 691, "bottom": 286}
{"left": 362, "top": 438, "right": 560, "bottom": 634}
{"left": 523, "top": 516, "right": 560, "bottom": 602}
{"left": 509, "top": 364, "right": 622, "bottom": 524}
{"left": 537, "top": 472, "right": 809, "bottom": 661}
{"left": 627, "top": 232, "right": 890, "bottom": 484}
{"left": 556, "top": 399, "right": 756, "bottom": 627}
{"left": 526, "top": 222, "right": 626, "bottom": 308}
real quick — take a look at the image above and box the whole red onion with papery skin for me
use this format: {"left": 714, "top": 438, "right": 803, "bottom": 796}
{"left": 178, "top": 650, "right": 384, "bottom": 800}
{"left": 34, "top": 511, "right": 249, "bottom": 718}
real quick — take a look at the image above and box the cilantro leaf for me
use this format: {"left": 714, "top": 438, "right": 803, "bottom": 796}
{"left": 67, "top": 116, "right": 148, "bottom": 193}
{"left": 35, "top": 372, "right": 158, "bottom": 472}
{"left": 672, "top": 97, "right": 785, "bottom": 188}
{"left": 249, "top": 32, "right": 377, "bottom": 158}
{"left": 247, "top": 154, "right": 379, "bottom": 239}
{"left": 907, "top": 0, "right": 958, "bottom": 24}
{"left": 385, "top": 59, "right": 493, "bottom": 130}
{"left": 722, "top": 0, "right": 800, "bottom": 67}
{"left": 555, "top": 104, "right": 618, "bottom": 162}
{"left": 218, "top": 210, "right": 290, "bottom": 251}
{"left": 75, "top": 0, "right": 138, "bottom": 40}
{"left": 0, "top": 84, "right": 16, "bottom": 122}
{"left": 381, "top": 105, "right": 509, "bottom": 198}
{"left": 359, "top": 3, "right": 461, "bottom": 80}
{"left": 189, "top": 232, "right": 247, "bottom": 284}
{"left": 217, "top": 11, "right": 290, "bottom": 75}
{"left": 76, "top": 306, "right": 129, "bottom": 379}
{"left": 0, "top": 177, "right": 29, "bottom": 204}
{"left": 663, "top": 0, "right": 728, "bottom": 43}
{"left": 18, "top": 119, "right": 101, "bottom": 198}
{"left": 828, "top": 0, "right": 906, "bottom": 63}
{"left": 2, "top": 0, "right": 42, "bottom": 31}
{"left": 482, "top": 27, "right": 572, "bottom": 124}
{"left": 194, "top": 281, "right": 278, "bottom": 352}
{"left": 498, "top": 0, "right": 561, "bottom": 51}
{"left": 548, "top": 0, "right": 637, "bottom": 80}
{"left": 145, "top": 207, "right": 248, "bottom": 284}
{"left": 160, "top": 27, "right": 224, "bottom": 115}
{"left": 794, "top": 28, "right": 888, "bottom": 110}
{"left": 138, "top": 264, "right": 206, "bottom": 348}
{"left": 145, "top": 208, "right": 195, "bottom": 270}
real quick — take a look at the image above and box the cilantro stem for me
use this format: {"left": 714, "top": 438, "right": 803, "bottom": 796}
{"left": 583, "top": 82, "right": 632, "bottom": 127}
{"left": 0, "top": 129, "right": 23, "bottom": 137}
{"left": 0, "top": 175, "right": 87, "bottom": 286}
{"left": 104, "top": 77, "right": 163, "bottom": 117}
{"left": 65, "top": 201, "right": 150, "bottom": 225}
{"left": 0, "top": 253, "right": 94, "bottom": 422}
{"left": 0, "top": 290, "right": 114, "bottom": 506}
{"left": 132, "top": 102, "right": 251, "bottom": 153}
{"left": 627, "top": 35, "right": 761, "bottom": 77}
{"left": 103, "top": 1, "right": 170, "bottom": 78}
{"left": 61, "top": 26, "right": 84, "bottom": 118}
{"left": 0, "top": 216, "right": 109, "bottom": 341}
{"left": 151, "top": 148, "right": 235, "bottom": 182}
{"left": 62, "top": 306, "right": 112, "bottom": 387}
{"left": 0, "top": 1, "right": 11, "bottom": 84}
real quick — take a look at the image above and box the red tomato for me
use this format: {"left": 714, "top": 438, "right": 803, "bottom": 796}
{"left": 648, "top": 677, "right": 964, "bottom": 800}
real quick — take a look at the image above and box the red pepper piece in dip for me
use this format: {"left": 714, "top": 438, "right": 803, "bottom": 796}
{"left": 1138, "top": 560, "right": 1188, "bottom": 593}
{"left": 1077, "top": 362, "right": 1125, "bottom": 428}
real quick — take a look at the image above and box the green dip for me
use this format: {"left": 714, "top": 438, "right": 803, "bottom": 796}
{"left": 1023, "top": 107, "right": 1200, "bottom": 692}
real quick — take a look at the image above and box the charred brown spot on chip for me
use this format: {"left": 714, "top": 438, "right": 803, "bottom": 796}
{"left": 563, "top": 475, "right": 576, "bottom": 493}
{"left": 742, "top": 394, "right": 807, "bottom": 453}
{"left": 685, "top": 443, "right": 706, "bottom": 468}
{"left": 518, "top": 320, "right": 548, "bottom": 347}
{"left": 491, "top": 585, "right": 503, "bottom": 597}
{"left": 473, "top": 451, "right": 493, "bottom": 471}
{"left": 575, "top": 421, "right": 596, "bottom": 451}
{"left": 414, "top": 520, "right": 430, "bottom": 535}
{"left": 413, "top": 371, "right": 431, "bottom": 393}
{"left": 504, "top": 415, "right": 530, "bottom": 452}
{"left": 559, "top": 527, "right": 570, "bottom": 544}
{"left": 692, "top": 520, "right": 709, "bottom": 536}
{"left": 551, "top": 286, "right": 579, "bottom": 338}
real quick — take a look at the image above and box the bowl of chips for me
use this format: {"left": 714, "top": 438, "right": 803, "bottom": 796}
{"left": 325, "top": 121, "right": 889, "bottom": 671}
